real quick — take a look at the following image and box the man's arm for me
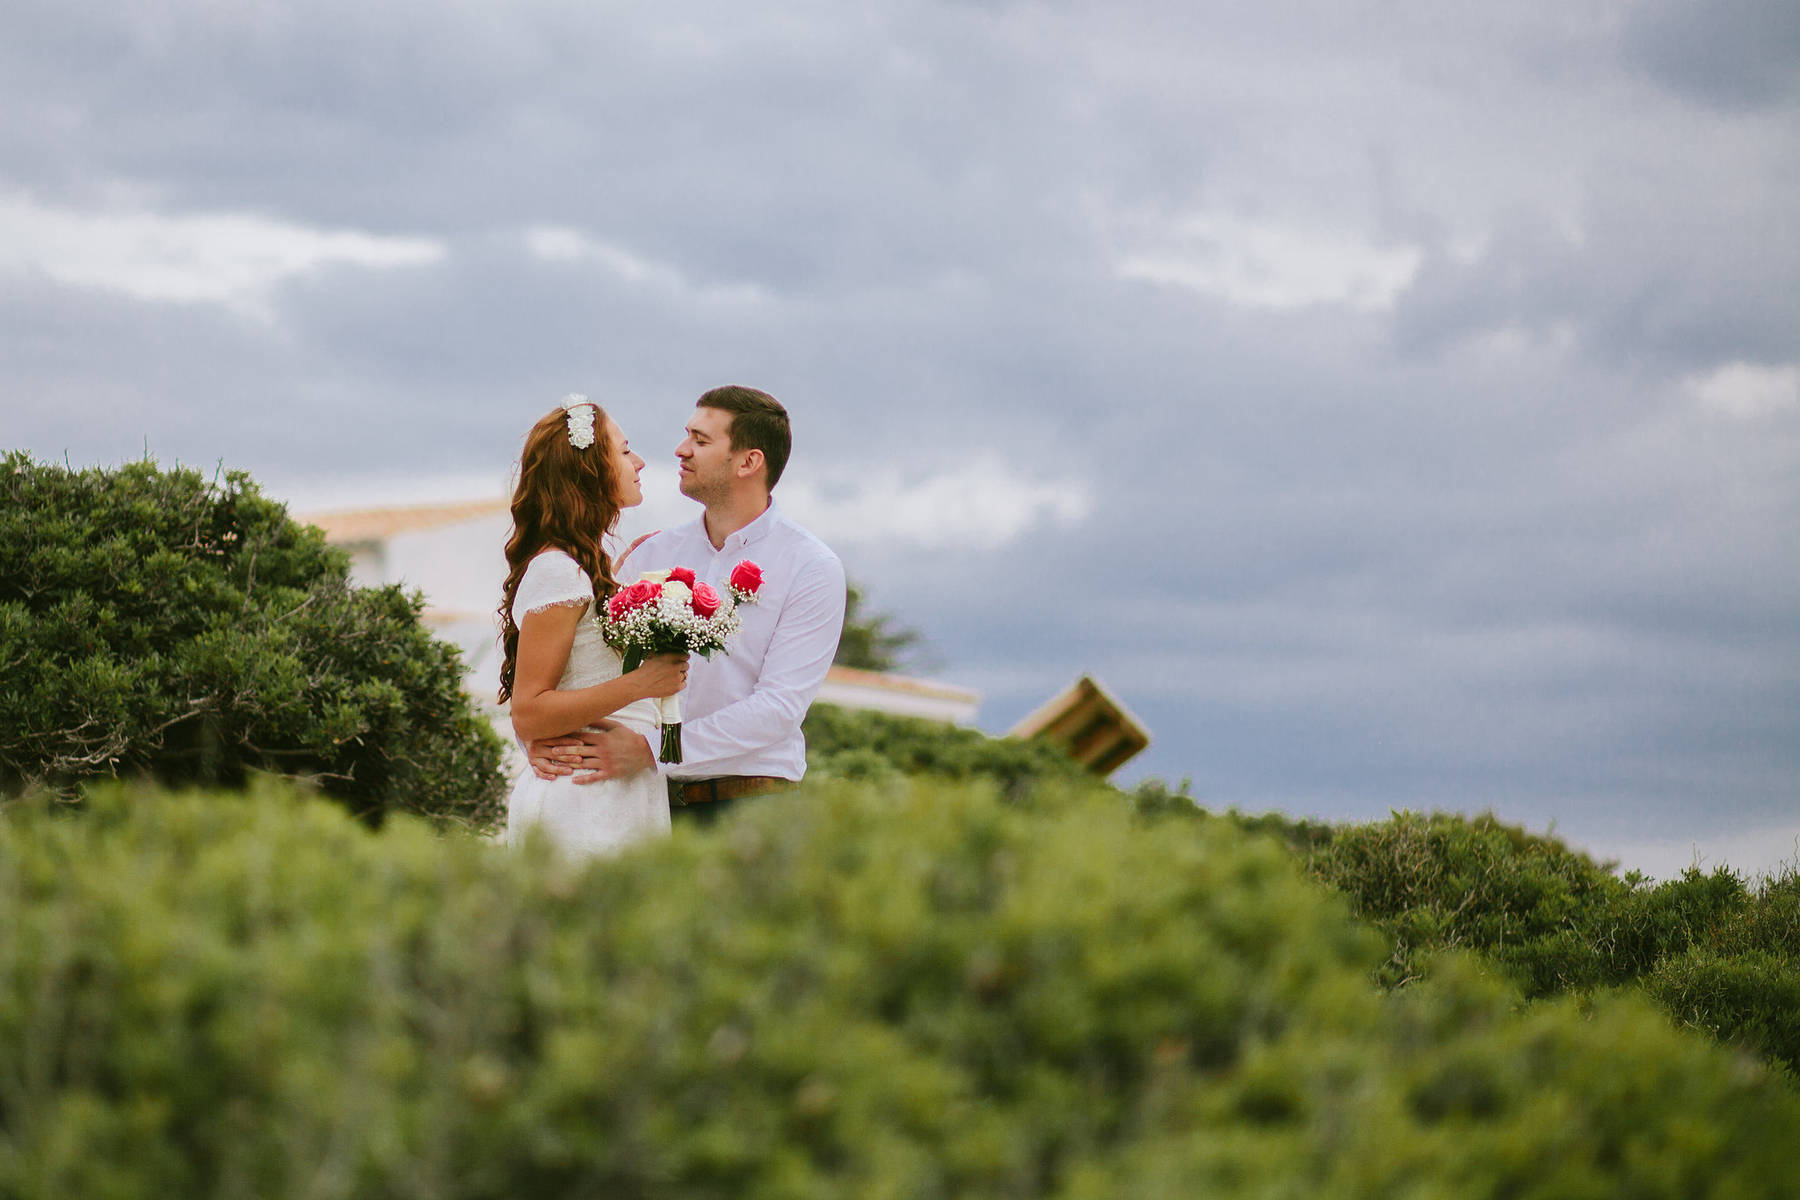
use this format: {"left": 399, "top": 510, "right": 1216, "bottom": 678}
{"left": 672, "top": 552, "right": 846, "bottom": 772}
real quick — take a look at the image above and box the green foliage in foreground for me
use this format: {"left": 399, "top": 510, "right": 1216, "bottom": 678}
{"left": 803, "top": 702, "right": 1800, "bottom": 1084}
{"left": 0, "top": 452, "right": 506, "bottom": 827}
{"left": 3, "top": 780, "right": 1798, "bottom": 1198}
{"left": 1229, "top": 808, "right": 1800, "bottom": 1080}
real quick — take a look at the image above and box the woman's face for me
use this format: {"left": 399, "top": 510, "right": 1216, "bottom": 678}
{"left": 606, "top": 414, "right": 646, "bottom": 508}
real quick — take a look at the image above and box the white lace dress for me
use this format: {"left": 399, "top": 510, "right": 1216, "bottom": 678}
{"left": 504, "top": 550, "right": 670, "bottom": 857}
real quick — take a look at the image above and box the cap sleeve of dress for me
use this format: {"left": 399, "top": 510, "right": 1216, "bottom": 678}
{"left": 512, "top": 550, "right": 594, "bottom": 622}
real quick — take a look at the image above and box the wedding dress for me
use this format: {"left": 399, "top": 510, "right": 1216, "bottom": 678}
{"left": 504, "top": 550, "right": 670, "bottom": 856}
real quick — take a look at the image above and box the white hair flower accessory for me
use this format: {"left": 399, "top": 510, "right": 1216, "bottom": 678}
{"left": 561, "top": 394, "right": 597, "bottom": 449}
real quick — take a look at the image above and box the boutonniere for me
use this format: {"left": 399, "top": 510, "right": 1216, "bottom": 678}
{"left": 728, "top": 560, "right": 763, "bottom": 604}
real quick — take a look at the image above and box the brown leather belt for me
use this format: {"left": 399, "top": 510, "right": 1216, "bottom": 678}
{"left": 670, "top": 775, "right": 792, "bottom": 806}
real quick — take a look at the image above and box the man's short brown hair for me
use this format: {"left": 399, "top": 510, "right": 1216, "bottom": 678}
{"left": 697, "top": 385, "right": 792, "bottom": 490}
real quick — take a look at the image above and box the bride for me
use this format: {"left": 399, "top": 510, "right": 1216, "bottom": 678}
{"left": 497, "top": 396, "right": 687, "bottom": 856}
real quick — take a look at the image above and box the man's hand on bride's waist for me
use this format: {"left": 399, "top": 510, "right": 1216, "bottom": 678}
{"left": 526, "top": 721, "right": 656, "bottom": 784}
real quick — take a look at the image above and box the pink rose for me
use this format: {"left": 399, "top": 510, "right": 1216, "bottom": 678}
{"left": 729, "top": 560, "right": 763, "bottom": 596}
{"left": 668, "top": 566, "right": 697, "bottom": 587}
{"left": 690, "top": 582, "right": 722, "bottom": 618}
{"left": 610, "top": 579, "right": 661, "bottom": 617}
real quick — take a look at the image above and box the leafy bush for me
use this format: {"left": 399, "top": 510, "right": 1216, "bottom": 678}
{"left": 807, "top": 708, "right": 1800, "bottom": 1084}
{"left": 1592, "top": 865, "right": 1761, "bottom": 981}
{"left": 2, "top": 779, "right": 1796, "bottom": 1198}
{"left": 803, "top": 701, "right": 1092, "bottom": 794}
{"left": 1079, "top": 959, "right": 1797, "bottom": 1198}
{"left": 1275, "top": 808, "right": 1800, "bottom": 1079}
{"left": 1646, "top": 946, "right": 1800, "bottom": 1085}
{"left": 0, "top": 453, "right": 505, "bottom": 827}
{"left": 1614, "top": 868, "right": 1800, "bottom": 1077}
{"left": 1197, "top": 802, "right": 1339, "bottom": 855}
{"left": 1301, "top": 810, "right": 1629, "bottom": 994}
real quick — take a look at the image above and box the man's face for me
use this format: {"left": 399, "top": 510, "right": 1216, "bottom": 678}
{"left": 675, "top": 405, "right": 742, "bottom": 501}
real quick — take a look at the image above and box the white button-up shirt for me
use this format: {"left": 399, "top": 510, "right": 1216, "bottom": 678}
{"left": 627, "top": 501, "right": 846, "bottom": 781}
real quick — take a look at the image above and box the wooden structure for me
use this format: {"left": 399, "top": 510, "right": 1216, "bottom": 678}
{"left": 1007, "top": 674, "right": 1151, "bottom": 776}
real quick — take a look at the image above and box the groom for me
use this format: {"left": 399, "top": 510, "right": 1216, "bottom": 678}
{"left": 528, "top": 385, "right": 846, "bottom": 821}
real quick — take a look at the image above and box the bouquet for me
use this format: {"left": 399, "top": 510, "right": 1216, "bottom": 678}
{"left": 602, "top": 560, "right": 763, "bottom": 762}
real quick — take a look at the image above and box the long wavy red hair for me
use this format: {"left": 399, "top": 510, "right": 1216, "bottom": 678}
{"left": 497, "top": 403, "right": 627, "bottom": 703}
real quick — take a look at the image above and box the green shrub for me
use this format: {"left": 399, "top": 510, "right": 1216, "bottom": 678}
{"left": 1270, "top": 810, "right": 1800, "bottom": 1081}
{"left": 1203, "top": 803, "right": 1339, "bottom": 855}
{"left": 0, "top": 452, "right": 505, "bottom": 827}
{"left": 807, "top": 713, "right": 1800, "bottom": 1085}
{"left": 1646, "top": 946, "right": 1800, "bottom": 1083}
{"left": 1078, "top": 960, "right": 1798, "bottom": 1198}
{"left": 1612, "top": 867, "right": 1800, "bottom": 1078}
{"left": 803, "top": 705, "right": 1200, "bottom": 829}
{"left": 1587, "top": 865, "right": 1752, "bottom": 983}
{"left": 2, "top": 779, "right": 1796, "bottom": 1198}
{"left": 803, "top": 701, "right": 1092, "bottom": 794}
{"left": 1717, "top": 868, "right": 1800, "bottom": 959}
{"left": 1302, "top": 811, "right": 1629, "bottom": 994}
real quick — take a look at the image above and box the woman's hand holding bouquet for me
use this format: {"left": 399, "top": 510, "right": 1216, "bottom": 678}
{"left": 602, "top": 560, "right": 761, "bottom": 762}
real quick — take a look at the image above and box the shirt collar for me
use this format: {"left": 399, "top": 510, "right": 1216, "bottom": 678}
{"left": 686, "top": 498, "right": 782, "bottom": 555}
{"left": 720, "top": 499, "right": 782, "bottom": 553}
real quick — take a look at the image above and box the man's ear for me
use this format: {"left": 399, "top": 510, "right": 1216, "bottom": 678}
{"left": 737, "top": 448, "right": 766, "bottom": 480}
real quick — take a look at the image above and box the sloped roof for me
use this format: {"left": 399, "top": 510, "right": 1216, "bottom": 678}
{"left": 299, "top": 498, "right": 511, "bottom": 544}
{"left": 1008, "top": 674, "right": 1151, "bottom": 776}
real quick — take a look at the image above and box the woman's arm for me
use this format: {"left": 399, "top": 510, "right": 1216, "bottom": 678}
{"left": 508, "top": 603, "right": 686, "bottom": 743}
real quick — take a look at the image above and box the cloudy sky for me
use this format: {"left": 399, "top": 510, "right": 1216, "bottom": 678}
{"left": 7, "top": 0, "right": 1797, "bottom": 875}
